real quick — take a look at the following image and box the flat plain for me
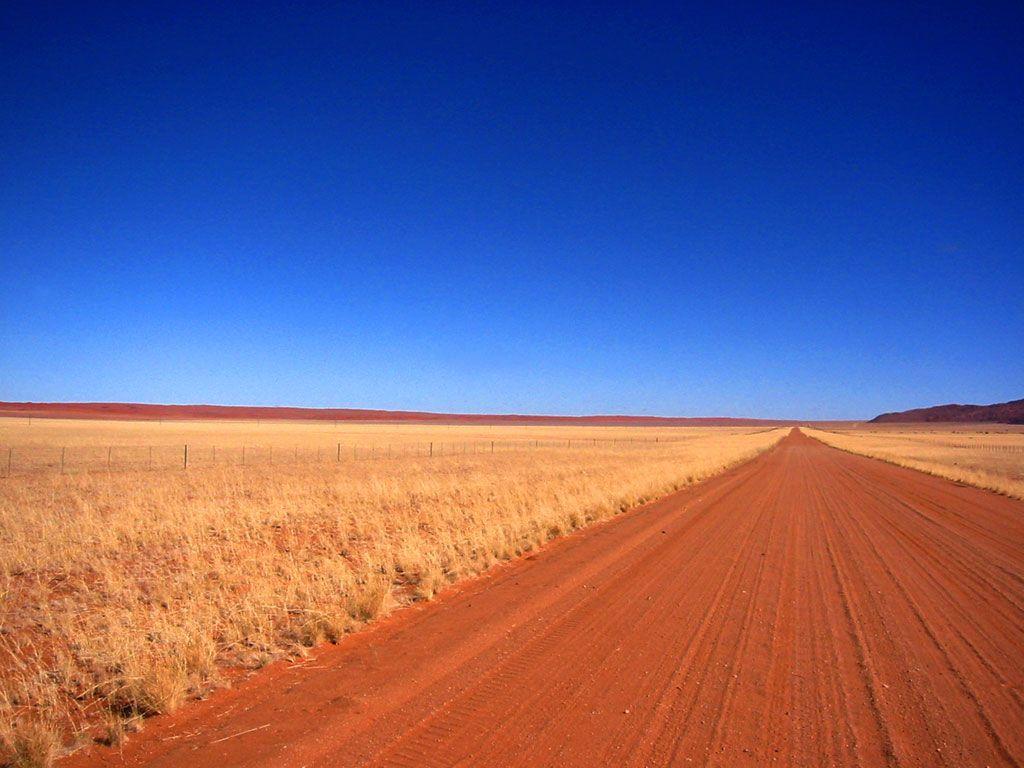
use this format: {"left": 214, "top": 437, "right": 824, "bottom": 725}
{"left": 0, "top": 417, "right": 785, "bottom": 764}
{"left": 54, "top": 429, "right": 1024, "bottom": 767}
{"left": 3, "top": 419, "right": 1024, "bottom": 766}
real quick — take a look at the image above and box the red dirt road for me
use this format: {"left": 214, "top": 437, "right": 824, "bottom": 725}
{"left": 67, "top": 430, "right": 1024, "bottom": 767}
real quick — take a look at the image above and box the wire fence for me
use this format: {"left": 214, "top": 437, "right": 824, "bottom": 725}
{"left": 0, "top": 436, "right": 687, "bottom": 477}
{"left": 812, "top": 429, "right": 1024, "bottom": 455}
{"left": 917, "top": 442, "right": 1024, "bottom": 452}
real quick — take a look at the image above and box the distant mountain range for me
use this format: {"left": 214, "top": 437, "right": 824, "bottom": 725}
{"left": 4, "top": 399, "right": 1020, "bottom": 425}
{"left": 871, "top": 398, "right": 1024, "bottom": 424}
{"left": 0, "top": 401, "right": 793, "bottom": 427}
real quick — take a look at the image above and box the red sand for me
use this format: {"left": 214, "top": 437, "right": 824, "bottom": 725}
{"left": 0, "top": 401, "right": 793, "bottom": 427}
{"left": 64, "top": 430, "right": 1024, "bottom": 767}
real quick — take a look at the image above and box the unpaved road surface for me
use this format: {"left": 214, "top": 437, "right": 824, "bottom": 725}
{"left": 68, "top": 430, "right": 1024, "bottom": 767}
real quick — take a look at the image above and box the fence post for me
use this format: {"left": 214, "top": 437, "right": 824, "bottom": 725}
{"left": 107, "top": 446, "right": 112, "bottom": 470}
{"left": 491, "top": 440, "right": 494, "bottom": 453}
{"left": 337, "top": 442, "right": 341, "bottom": 462}
{"left": 242, "top": 446, "right": 246, "bottom": 466}
{"left": 61, "top": 447, "right": 66, "bottom": 474}
{"left": 429, "top": 441, "right": 433, "bottom": 457}
{"left": 184, "top": 444, "right": 188, "bottom": 469}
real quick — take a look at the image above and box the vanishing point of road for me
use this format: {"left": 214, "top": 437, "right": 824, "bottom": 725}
{"left": 68, "top": 429, "right": 1024, "bottom": 767}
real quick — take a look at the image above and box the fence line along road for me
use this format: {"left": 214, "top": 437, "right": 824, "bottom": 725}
{"left": 0, "top": 436, "right": 687, "bottom": 477}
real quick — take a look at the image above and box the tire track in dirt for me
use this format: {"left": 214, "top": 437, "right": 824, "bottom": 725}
{"left": 65, "top": 430, "right": 1024, "bottom": 768}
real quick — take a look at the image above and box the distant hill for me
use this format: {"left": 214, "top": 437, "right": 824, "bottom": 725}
{"left": 871, "top": 398, "right": 1024, "bottom": 424}
{"left": 0, "top": 401, "right": 794, "bottom": 427}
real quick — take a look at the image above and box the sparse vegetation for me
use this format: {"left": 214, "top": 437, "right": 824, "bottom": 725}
{"left": 0, "top": 419, "right": 786, "bottom": 763}
{"left": 805, "top": 425, "right": 1024, "bottom": 499}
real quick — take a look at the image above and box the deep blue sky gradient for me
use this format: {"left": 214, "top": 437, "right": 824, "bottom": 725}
{"left": 2, "top": 2, "right": 1022, "bottom": 419}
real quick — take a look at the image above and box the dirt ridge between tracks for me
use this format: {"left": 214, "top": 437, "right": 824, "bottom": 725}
{"left": 65, "top": 429, "right": 1024, "bottom": 767}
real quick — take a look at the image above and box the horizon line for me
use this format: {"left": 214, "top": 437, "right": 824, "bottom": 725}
{"left": 0, "top": 400, "right": 846, "bottom": 424}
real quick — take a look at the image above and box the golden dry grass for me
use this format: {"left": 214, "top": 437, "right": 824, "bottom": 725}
{"left": 804, "top": 425, "right": 1024, "bottom": 499}
{"left": 0, "top": 418, "right": 787, "bottom": 763}
{"left": 0, "top": 418, "right": 752, "bottom": 474}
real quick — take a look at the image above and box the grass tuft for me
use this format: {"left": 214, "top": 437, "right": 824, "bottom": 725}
{"left": 0, "top": 719, "right": 61, "bottom": 768}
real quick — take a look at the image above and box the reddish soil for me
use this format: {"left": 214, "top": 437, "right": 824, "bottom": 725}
{"left": 64, "top": 430, "right": 1024, "bottom": 767}
{"left": 0, "top": 401, "right": 792, "bottom": 427}
{"left": 872, "top": 397, "right": 1024, "bottom": 424}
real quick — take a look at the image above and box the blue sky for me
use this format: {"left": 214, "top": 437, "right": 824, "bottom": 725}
{"left": 2, "top": 2, "right": 1021, "bottom": 419}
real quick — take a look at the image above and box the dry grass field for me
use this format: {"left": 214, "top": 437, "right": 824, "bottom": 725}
{"left": 0, "top": 418, "right": 749, "bottom": 475}
{"left": 805, "top": 424, "right": 1024, "bottom": 499}
{"left": 0, "top": 418, "right": 786, "bottom": 765}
